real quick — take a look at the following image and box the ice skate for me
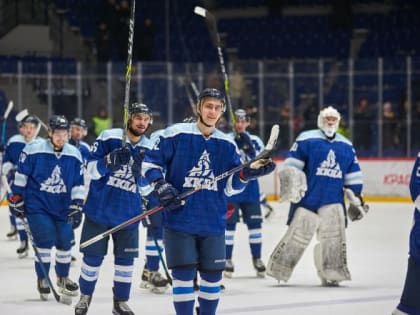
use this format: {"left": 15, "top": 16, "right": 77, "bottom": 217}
{"left": 57, "top": 276, "right": 79, "bottom": 296}
{"left": 253, "top": 258, "right": 266, "bottom": 278}
{"left": 37, "top": 278, "right": 50, "bottom": 301}
{"left": 74, "top": 294, "right": 92, "bottom": 315}
{"left": 6, "top": 225, "right": 18, "bottom": 240}
{"left": 224, "top": 259, "right": 234, "bottom": 278}
{"left": 112, "top": 300, "right": 134, "bottom": 315}
{"left": 16, "top": 239, "right": 29, "bottom": 258}
{"left": 140, "top": 267, "right": 168, "bottom": 293}
{"left": 321, "top": 278, "right": 340, "bottom": 287}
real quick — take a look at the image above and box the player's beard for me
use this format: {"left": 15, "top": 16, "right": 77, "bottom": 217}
{"left": 128, "top": 125, "right": 144, "bottom": 137}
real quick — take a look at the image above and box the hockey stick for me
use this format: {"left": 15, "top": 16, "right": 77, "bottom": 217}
{"left": 15, "top": 109, "right": 49, "bottom": 137}
{"left": 1, "top": 176, "right": 72, "bottom": 305}
{"left": 143, "top": 214, "right": 173, "bottom": 286}
{"left": 1, "top": 100, "right": 14, "bottom": 146}
{"left": 194, "top": 6, "right": 236, "bottom": 129}
{"left": 121, "top": 0, "right": 136, "bottom": 147}
{"left": 80, "top": 124, "right": 279, "bottom": 249}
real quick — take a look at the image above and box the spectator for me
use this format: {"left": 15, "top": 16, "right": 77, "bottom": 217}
{"left": 353, "top": 97, "right": 374, "bottom": 153}
{"left": 136, "top": 18, "right": 155, "bottom": 61}
{"left": 382, "top": 101, "right": 399, "bottom": 152}
{"left": 91, "top": 107, "right": 112, "bottom": 139}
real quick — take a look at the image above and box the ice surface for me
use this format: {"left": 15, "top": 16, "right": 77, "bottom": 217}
{"left": 0, "top": 202, "right": 413, "bottom": 314}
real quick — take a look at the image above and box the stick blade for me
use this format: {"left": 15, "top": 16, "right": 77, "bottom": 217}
{"left": 194, "top": 6, "right": 206, "bottom": 17}
{"left": 4, "top": 101, "right": 14, "bottom": 119}
{"left": 265, "top": 124, "right": 279, "bottom": 151}
{"left": 15, "top": 109, "right": 29, "bottom": 122}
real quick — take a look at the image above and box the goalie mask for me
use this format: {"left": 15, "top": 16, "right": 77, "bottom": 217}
{"left": 317, "top": 106, "right": 341, "bottom": 138}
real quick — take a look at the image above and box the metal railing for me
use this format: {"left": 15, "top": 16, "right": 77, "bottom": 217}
{"left": 0, "top": 56, "right": 419, "bottom": 156}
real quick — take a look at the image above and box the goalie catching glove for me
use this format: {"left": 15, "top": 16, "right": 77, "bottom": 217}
{"left": 344, "top": 188, "right": 369, "bottom": 221}
{"left": 153, "top": 179, "right": 184, "bottom": 210}
{"left": 239, "top": 158, "right": 276, "bottom": 181}
{"left": 8, "top": 194, "right": 26, "bottom": 218}
{"left": 278, "top": 167, "right": 307, "bottom": 203}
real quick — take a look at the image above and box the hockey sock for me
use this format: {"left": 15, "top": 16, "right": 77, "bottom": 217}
{"left": 113, "top": 257, "right": 134, "bottom": 301}
{"left": 79, "top": 255, "right": 103, "bottom": 295}
{"left": 197, "top": 271, "right": 222, "bottom": 315}
{"left": 9, "top": 213, "right": 16, "bottom": 227}
{"left": 247, "top": 223, "right": 262, "bottom": 258}
{"left": 399, "top": 257, "right": 420, "bottom": 311}
{"left": 172, "top": 268, "right": 196, "bottom": 315}
{"left": 34, "top": 247, "right": 51, "bottom": 279}
{"left": 225, "top": 224, "right": 236, "bottom": 259}
{"left": 55, "top": 249, "right": 72, "bottom": 277}
{"left": 15, "top": 217, "right": 27, "bottom": 241}
{"left": 145, "top": 232, "right": 163, "bottom": 271}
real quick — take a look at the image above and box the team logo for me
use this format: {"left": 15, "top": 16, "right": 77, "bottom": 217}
{"left": 40, "top": 165, "right": 67, "bottom": 193}
{"left": 316, "top": 149, "right": 342, "bottom": 179}
{"left": 183, "top": 150, "right": 217, "bottom": 191}
{"left": 107, "top": 164, "right": 137, "bottom": 192}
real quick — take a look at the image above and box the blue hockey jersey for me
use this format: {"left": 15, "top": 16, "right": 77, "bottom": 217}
{"left": 142, "top": 122, "right": 247, "bottom": 236}
{"left": 1, "top": 134, "right": 41, "bottom": 175}
{"left": 284, "top": 129, "right": 363, "bottom": 212}
{"left": 83, "top": 128, "right": 153, "bottom": 228}
{"left": 12, "top": 138, "right": 85, "bottom": 219}
{"left": 227, "top": 132, "right": 264, "bottom": 203}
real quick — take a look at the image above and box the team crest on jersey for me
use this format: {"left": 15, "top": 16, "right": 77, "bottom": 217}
{"left": 316, "top": 149, "right": 342, "bottom": 179}
{"left": 183, "top": 150, "right": 217, "bottom": 191}
{"left": 40, "top": 165, "right": 67, "bottom": 194}
{"left": 106, "top": 164, "right": 136, "bottom": 192}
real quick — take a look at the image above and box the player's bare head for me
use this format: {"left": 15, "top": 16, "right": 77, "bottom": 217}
{"left": 48, "top": 115, "right": 69, "bottom": 151}
{"left": 196, "top": 88, "right": 226, "bottom": 128}
{"left": 127, "top": 102, "right": 153, "bottom": 136}
{"left": 317, "top": 106, "right": 341, "bottom": 138}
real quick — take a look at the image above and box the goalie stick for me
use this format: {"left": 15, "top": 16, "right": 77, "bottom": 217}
{"left": 1, "top": 176, "right": 72, "bottom": 305}
{"left": 194, "top": 6, "right": 236, "bottom": 129}
{"left": 121, "top": 0, "right": 136, "bottom": 147}
{"left": 80, "top": 124, "right": 280, "bottom": 249}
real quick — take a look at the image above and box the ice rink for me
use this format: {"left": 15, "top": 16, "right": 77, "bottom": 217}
{"left": 0, "top": 201, "right": 414, "bottom": 315}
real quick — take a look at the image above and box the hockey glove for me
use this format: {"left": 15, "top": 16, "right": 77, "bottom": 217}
{"left": 104, "top": 147, "right": 131, "bottom": 172}
{"left": 235, "top": 132, "right": 256, "bottom": 158}
{"left": 131, "top": 149, "right": 145, "bottom": 179}
{"left": 239, "top": 158, "right": 276, "bottom": 181}
{"left": 154, "top": 179, "right": 184, "bottom": 211}
{"left": 67, "top": 200, "right": 83, "bottom": 229}
{"left": 8, "top": 194, "right": 26, "bottom": 218}
{"left": 344, "top": 188, "right": 370, "bottom": 221}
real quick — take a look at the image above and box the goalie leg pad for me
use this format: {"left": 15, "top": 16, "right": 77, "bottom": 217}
{"left": 267, "top": 207, "right": 319, "bottom": 282}
{"left": 314, "top": 203, "right": 351, "bottom": 284}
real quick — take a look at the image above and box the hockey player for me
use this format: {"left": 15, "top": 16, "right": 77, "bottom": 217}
{"left": 8, "top": 115, "right": 85, "bottom": 300}
{"left": 74, "top": 103, "right": 151, "bottom": 315}
{"left": 69, "top": 117, "right": 90, "bottom": 164}
{"left": 142, "top": 88, "right": 275, "bottom": 315}
{"left": 138, "top": 117, "right": 170, "bottom": 294}
{"left": 2, "top": 115, "right": 40, "bottom": 257}
{"left": 224, "top": 109, "right": 268, "bottom": 278}
{"left": 392, "top": 151, "right": 420, "bottom": 315}
{"left": 267, "top": 106, "right": 368, "bottom": 286}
